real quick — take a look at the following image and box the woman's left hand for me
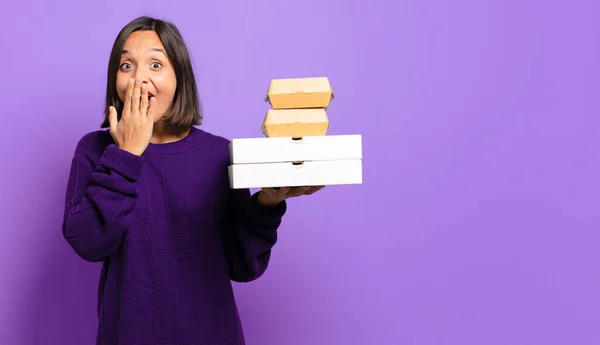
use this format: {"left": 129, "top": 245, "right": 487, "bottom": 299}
{"left": 257, "top": 186, "right": 325, "bottom": 207}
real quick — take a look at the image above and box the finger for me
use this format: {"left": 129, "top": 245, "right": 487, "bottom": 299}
{"left": 123, "top": 78, "right": 135, "bottom": 119}
{"left": 268, "top": 187, "right": 286, "bottom": 200}
{"left": 131, "top": 79, "right": 142, "bottom": 117}
{"left": 140, "top": 83, "right": 149, "bottom": 116}
{"left": 278, "top": 187, "right": 290, "bottom": 196}
{"left": 306, "top": 186, "right": 325, "bottom": 195}
{"left": 108, "top": 106, "right": 118, "bottom": 132}
{"left": 147, "top": 96, "right": 157, "bottom": 120}
{"left": 291, "top": 186, "right": 312, "bottom": 197}
{"left": 283, "top": 187, "right": 305, "bottom": 198}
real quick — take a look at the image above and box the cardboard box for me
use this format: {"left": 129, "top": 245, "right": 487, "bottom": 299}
{"left": 230, "top": 134, "right": 362, "bottom": 164}
{"left": 261, "top": 108, "right": 329, "bottom": 138}
{"left": 228, "top": 134, "right": 362, "bottom": 189}
{"left": 265, "top": 77, "right": 334, "bottom": 109}
{"left": 228, "top": 159, "right": 362, "bottom": 189}
{"left": 226, "top": 75, "right": 362, "bottom": 190}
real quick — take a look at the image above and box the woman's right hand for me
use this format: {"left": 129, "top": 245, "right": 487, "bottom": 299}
{"left": 108, "top": 78, "right": 156, "bottom": 156}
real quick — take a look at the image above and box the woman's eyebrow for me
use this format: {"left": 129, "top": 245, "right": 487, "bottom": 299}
{"left": 121, "top": 48, "right": 167, "bottom": 56}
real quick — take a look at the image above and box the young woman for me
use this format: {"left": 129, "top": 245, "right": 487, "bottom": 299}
{"left": 62, "top": 16, "right": 323, "bottom": 345}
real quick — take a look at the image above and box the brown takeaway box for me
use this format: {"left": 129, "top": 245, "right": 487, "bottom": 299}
{"left": 265, "top": 77, "right": 335, "bottom": 109}
{"left": 261, "top": 108, "right": 329, "bottom": 138}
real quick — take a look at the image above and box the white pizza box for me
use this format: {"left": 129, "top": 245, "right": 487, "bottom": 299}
{"left": 229, "top": 134, "right": 362, "bottom": 164}
{"left": 228, "top": 159, "right": 362, "bottom": 189}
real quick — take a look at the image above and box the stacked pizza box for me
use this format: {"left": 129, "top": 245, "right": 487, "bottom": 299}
{"left": 228, "top": 77, "right": 363, "bottom": 189}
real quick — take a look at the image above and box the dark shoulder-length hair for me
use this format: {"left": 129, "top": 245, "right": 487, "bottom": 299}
{"left": 101, "top": 16, "right": 202, "bottom": 129}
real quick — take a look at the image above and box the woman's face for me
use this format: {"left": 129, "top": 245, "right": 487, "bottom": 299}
{"left": 116, "top": 30, "right": 177, "bottom": 122}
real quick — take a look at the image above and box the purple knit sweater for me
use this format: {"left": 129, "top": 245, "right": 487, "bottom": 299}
{"left": 62, "top": 127, "right": 286, "bottom": 345}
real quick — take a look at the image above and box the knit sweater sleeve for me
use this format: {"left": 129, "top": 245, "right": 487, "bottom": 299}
{"left": 221, "top": 187, "right": 287, "bottom": 283}
{"left": 62, "top": 141, "right": 144, "bottom": 262}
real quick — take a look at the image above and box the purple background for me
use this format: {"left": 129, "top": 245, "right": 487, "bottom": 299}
{"left": 2, "top": 0, "right": 600, "bottom": 344}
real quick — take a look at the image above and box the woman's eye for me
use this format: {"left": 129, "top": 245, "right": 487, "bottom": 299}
{"left": 152, "top": 62, "right": 162, "bottom": 69}
{"left": 120, "top": 63, "right": 131, "bottom": 70}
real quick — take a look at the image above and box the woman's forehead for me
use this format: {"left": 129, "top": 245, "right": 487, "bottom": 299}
{"left": 123, "top": 31, "right": 165, "bottom": 51}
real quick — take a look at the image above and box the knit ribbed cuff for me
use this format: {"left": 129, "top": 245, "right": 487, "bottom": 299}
{"left": 249, "top": 192, "right": 287, "bottom": 224}
{"left": 99, "top": 144, "right": 145, "bottom": 181}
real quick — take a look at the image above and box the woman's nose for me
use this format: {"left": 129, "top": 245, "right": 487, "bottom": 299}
{"left": 134, "top": 69, "right": 149, "bottom": 83}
